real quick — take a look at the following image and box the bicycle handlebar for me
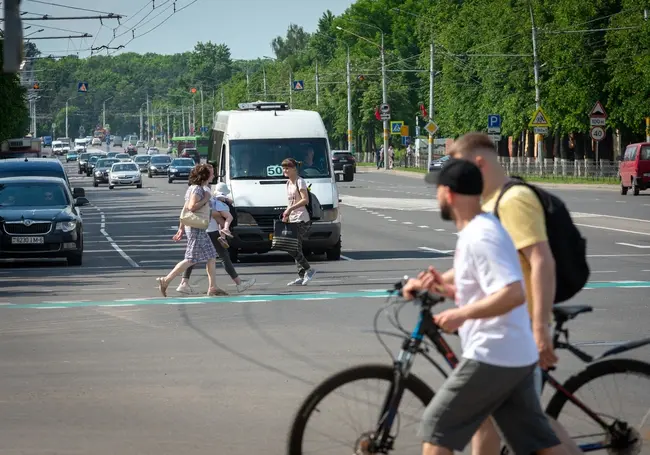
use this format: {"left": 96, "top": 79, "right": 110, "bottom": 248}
{"left": 392, "top": 277, "right": 446, "bottom": 307}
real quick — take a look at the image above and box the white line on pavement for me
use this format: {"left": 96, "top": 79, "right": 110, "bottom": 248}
{"left": 419, "top": 246, "right": 454, "bottom": 254}
{"left": 94, "top": 206, "right": 140, "bottom": 268}
{"left": 574, "top": 224, "right": 650, "bottom": 236}
{"left": 340, "top": 255, "right": 355, "bottom": 261}
{"left": 615, "top": 242, "right": 650, "bottom": 249}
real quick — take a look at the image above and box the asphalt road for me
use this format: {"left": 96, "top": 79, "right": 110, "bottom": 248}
{"left": 1, "top": 151, "right": 649, "bottom": 454}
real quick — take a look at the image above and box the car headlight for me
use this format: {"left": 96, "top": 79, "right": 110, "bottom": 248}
{"left": 236, "top": 212, "right": 257, "bottom": 226}
{"left": 150, "top": 166, "right": 157, "bottom": 170}
{"left": 95, "top": 171, "right": 102, "bottom": 176}
{"left": 320, "top": 208, "right": 339, "bottom": 222}
{"left": 170, "top": 168, "right": 177, "bottom": 172}
{"left": 56, "top": 221, "right": 77, "bottom": 232}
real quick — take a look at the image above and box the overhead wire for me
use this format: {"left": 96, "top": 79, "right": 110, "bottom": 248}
{"left": 23, "top": 0, "right": 117, "bottom": 15}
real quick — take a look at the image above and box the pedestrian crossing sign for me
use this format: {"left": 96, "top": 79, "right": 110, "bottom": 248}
{"left": 292, "top": 80, "right": 304, "bottom": 91}
{"left": 390, "top": 121, "right": 404, "bottom": 135}
{"left": 77, "top": 81, "right": 89, "bottom": 93}
{"left": 528, "top": 106, "right": 551, "bottom": 127}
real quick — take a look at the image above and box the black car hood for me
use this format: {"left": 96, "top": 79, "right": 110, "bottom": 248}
{"left": 171, "top": 166, "right": 193, "bottom": 171}
{"left": 0, "top": 206, "right": 76, "bottom": 222}
{"left": 150, "top": 162, "right": 170, "bottom": 167}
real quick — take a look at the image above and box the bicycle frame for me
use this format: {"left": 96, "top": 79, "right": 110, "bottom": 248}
{"left": 372, "top": 301, "right": 649, "bottom": 453}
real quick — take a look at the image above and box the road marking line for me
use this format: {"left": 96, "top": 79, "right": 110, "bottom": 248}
{"left": 588, "top": 253, "right": 650, "bottom": 257}
{"left": 340, "top": 255, "right": 355, "bottom": 261}
{"left": 93, "top": 205, "right": 140, "bottom": 268}
{"left": 418, "top": 225, "right": 429, "bottom": 228}
{"left": 591, "top": 271, "right": 617, "bottom": 273}
{"left": 105, "top": 303, "right": 135, "bottom": 307}
{"left": 402, "top": 222, "right": 413, "bottom": 225}
{"left": 435, "top": 228, "right": 445, "bottom": 232}
{"left": 303, "top": 298, "right": 334, "bottom": 301}
{"left": 575, "top": 224, "right": 650, "bottom": 236}
{"left": 615, "top": 242, "right": 650, "bottom": 249}
{"left": 419, "top": 246, "right": 454, "bottom": 254}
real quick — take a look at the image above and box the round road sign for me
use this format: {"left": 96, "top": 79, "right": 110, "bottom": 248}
{"left": 590, "top": 126, "right": 605, "bottom": 142}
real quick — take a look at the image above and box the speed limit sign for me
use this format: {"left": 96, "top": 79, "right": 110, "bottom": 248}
{"left": 590, "top": 126, "right": 605, "bottom": 142}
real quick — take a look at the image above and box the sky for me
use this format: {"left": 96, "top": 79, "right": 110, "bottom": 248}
{"left": 9, "top": 0, "right": 357, "bottom": 59}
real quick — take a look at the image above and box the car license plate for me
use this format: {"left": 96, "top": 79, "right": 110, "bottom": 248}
{"left": 179, "top": 173, "right": 188, "bottom": 176}
{"left": 11, "top": 236, "right": 44, "bottom": 244}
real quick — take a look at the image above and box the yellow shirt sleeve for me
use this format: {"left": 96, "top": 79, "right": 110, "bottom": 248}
{"left": 494, "top": 185, "right": 547, "bottom": 250}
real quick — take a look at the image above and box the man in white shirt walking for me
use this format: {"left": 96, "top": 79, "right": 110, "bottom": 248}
{"left": 404, "top": 159, "right": 565, "bottom": 455}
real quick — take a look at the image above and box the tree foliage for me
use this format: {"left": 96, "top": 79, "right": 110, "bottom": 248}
{"left": 0, "top": 38, "right": 29, "bottom": 140}
{"left": 30, "top": 0, "right": 650, "bottom": 157}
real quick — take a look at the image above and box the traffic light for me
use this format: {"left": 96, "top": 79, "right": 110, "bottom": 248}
{"left": 32, "top": 82, "right": 40, "bottom": 90}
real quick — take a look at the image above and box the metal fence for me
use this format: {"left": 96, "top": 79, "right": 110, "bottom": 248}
{"left": 355, "top": 152, "right": 620, "bottom": 182}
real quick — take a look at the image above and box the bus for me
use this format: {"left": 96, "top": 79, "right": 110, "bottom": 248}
{"left": 170, "top": 135, "right": 210, "bottom": 158}
{"left": 1, "top": 137, "right": 43, "bottom": 159}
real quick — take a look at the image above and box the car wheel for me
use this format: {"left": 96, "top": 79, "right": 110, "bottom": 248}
{"left": 148, "top": 172, "right": 152, "bottom": 178}
{"left": 67, "top": 252, "right": 83, "bottom": 266}
{"left": 108, "top": 185, "right": 114, "bottom": 190}
{"left": 168, "top": 178, "right": 173, "bottom": 183}
{"left": 326, "top": 238, "right": 342, "bottom": 261}
{"left": 136, "top": 184, "right": 142, "bottom": 189}
{"left": 78, "top": 169, "right": 82, "bottom": 174}
{"left": 93, "top": 180, "right": 98, "bottom": 187}
{"left": 621, "top": 183, "right": 628, "bottom": 195}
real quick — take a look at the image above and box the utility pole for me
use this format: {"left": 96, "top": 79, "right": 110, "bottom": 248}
{"left": 315, "top": 60, "right": 320, "bottom": 107}
{"left": 529, "top": 2, "right": 543, "bottom": 166}
{"left": 346, "top": 47, "right": 352, "bottom": 153}
{"left": 245, "top": 70, "right": 250, "bottom": 101}
{"left": 200, "top": 87, "right": 204, "bottom": 131}
{"left": 167, "top": 107, "right": 170, "bottom": 145}
{"left": 428, "top": 40, "right": 435, "bottom": 170}
{"left": 181, "top": 105, "right": 186, "bottom": 136}
{"left": 221, "top": 87, "right": 225, "bottom": 109}
{"left": 65, "top": 100, "right": 69, "bottom": 138}
{"left": 263, "top": 66, "right": 267, "bottom": 100}
{"left": 289, "top": 70, "right": 293, "bottom": 108}
{"left": 192, "top": 96, "right": 196, "bottom": 134}
{"left": 146, "top": 93, "right": 150, "bottom": 143}
{"left": 139, "top": 108, "right": 143, "bottom": 141}
{"left": 381, "top": 34, "right": 388, "bottom": 170}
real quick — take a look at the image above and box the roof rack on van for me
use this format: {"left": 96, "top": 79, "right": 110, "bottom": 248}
{"left": 238, "top": 101, "right": 289, "bottom": 111}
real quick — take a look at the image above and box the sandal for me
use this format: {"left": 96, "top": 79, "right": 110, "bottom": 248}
{"left": 217, "top": 237, "right": 230, "bottom": 249}
{"left": 156, "top": 277, "right": 169, "bottom": 297}
{"left": 221, "top": 228, "right": 233, "bottom": 238}
{"left": 207, "top": 287, "right": 228, "bottom": 296}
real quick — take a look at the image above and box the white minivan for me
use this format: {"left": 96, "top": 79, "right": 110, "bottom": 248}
{"left": 208, "top": 101, "right": 346, "bottom": 262}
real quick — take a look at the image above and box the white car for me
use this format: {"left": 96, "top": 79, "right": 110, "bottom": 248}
{"left": 147, "top": 147, "right": 159, "bottom": 155}
{"left": 92, "top": 138, "right": 101, "bottom": 146}
{"left": 136, "top": 140, "right": 146, "bottom": 148}
{"left": 51, "top": 140, "right": 64, "bottom": 156}
{"left": 108, "top": 162, "right": 142, "bottom": 189}
{"left": 74, "top": 139, "right": 87, "bottom": 153}
{"left": 115, "top": 153, "right": 132, "bottom": 162}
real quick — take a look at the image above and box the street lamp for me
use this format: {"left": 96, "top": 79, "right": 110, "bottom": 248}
{"left": 102, "top": 96, "right": 113, "bottom": 128}
{"left": 336, "top": 24, "right": 388, "bottom": 169}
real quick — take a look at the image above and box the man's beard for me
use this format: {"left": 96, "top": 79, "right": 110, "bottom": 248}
{"left": 440, "top": 203, "right": 453, "bottom": 221}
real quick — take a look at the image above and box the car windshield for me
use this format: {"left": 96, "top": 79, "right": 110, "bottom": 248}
{"left": 0, "top": 168, "right": 65, "bottom": 180}
{"left": 116, "top": 154, "right": 129, "bottom": 158}
{"left": 229, "top": 138, "right": 330, "bottom": 179}
{"left": 80, "top": 153, "right": 90, "bottom": 160}
{"left": 134, "top": 156, "right": 150, "bottom": 163}
{"left": 89, "top": 156, "right": 100, "bottom": 163}
{"left": 97, "top": 159, "right": 119, "bottom": 168}
{"left": 112, "top": 163, "right": 138, "bottom": 172}
{"left": 151, "top": 156, "right": 171, "bottom": 164}
{"left": 0, "top": 181, "right": 69, "bottom": 207}
{"left": 641, "top": 146, "right": 650, "bottom": 160}
{"left": 172, "top": 159, "right": 195, "bottom": 167}
{"left": 333, "top": 152, "right": 352, "bottom": 157}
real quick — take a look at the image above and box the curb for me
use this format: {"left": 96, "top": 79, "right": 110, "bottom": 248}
{"left": 356, "top": 167, "right": 618, "bottom": 191}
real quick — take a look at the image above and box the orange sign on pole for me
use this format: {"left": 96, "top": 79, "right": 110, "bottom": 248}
{"left": 190, "top": 87, "right": 197, "bottom": 94}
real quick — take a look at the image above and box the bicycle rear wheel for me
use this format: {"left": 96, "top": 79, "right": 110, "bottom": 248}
{"left": 287, "top": 363, "right": 434, "bottom": 455}
{"left": 546, "top": 358, "right": 650, "bottom": 454}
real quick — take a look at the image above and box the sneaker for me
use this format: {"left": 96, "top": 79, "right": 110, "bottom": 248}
{"left": 302, "top": 269, "right": 316, "bottom": 285}
{"left": 287, "top": 277, "right": 303, "bottom": 286}
{"left": 176, "top": 282, "right": 193, "bottom": 294}
{"left": 236, "top": 278, "right": 256, "bottom": 293}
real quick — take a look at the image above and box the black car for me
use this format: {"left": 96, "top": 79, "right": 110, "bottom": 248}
{"left": 133, "top": 155, "right": 151, "bottom": 172}
{"left": 147, "top": 154, "right": 172, "bottom": 177}
{"left": 428, "top": 154, "right": 450, "bottom": 172}
{"left": 0, "top": 176, "right": 87, "bottom": 265}
{"left": 85, "top": 154, "right": 105, "bottom": 176}
{"left": 180, "top": 148, "right": 201, "bottom": 164}
{"left": 168, "top": 158, "right": 195, "bottom": 183}
{"left": 93, "top": 158, "right": 121, "bottom": 186}
{"left": 331, "top": 150, "right": 357, "bottom": 173}
{"left": 77, "top": 152, "right": 91, "bottom": 174}
{"left": 0, "top": 157, "right": 85, "bottom": 199}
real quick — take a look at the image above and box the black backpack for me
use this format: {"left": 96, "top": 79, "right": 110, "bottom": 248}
{"left": 493, "top": 176, "right": 590, "bottom": 304}
{"left": 294, "top": 181, "right": 322, "bottom": 221}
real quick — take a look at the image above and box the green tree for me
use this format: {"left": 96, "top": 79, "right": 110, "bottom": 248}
{"left": 0, "top": 38, "right": 29, "bottom": 140}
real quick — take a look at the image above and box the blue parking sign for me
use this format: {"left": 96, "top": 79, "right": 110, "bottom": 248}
{"left": 488, "top": 114, "right": 501, "bottom": 128}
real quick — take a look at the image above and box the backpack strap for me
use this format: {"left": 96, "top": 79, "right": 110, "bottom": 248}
{"left": 492, "top": 176, "right": 527, "bottom": 220}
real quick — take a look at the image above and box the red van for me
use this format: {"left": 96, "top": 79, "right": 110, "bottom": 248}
{"left": 619, "top": 142, "right": 650, "bottom": 195}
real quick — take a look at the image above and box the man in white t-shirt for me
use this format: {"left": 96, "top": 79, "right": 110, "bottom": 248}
{"left": 404, "top": 159, "right": 563, "bottom": 455}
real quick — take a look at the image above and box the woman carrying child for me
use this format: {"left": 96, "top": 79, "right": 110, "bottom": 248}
{"left": 176, "top": 182, "right": 256, "bottom": 295}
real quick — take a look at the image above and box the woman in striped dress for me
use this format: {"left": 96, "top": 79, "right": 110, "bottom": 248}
{"left": 156, "top": 163, "right": 227, "bottom": 297}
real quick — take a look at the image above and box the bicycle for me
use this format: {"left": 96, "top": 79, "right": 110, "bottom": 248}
{"left": 287, "top": 278, "right": 650, "bottom": 454}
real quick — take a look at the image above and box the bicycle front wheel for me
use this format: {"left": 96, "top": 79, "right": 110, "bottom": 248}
{"left": 287, "top": 363, "right": 434, "bottom": 455}
{"left": 546, "top": 358, "right": 650, "bottom": 454}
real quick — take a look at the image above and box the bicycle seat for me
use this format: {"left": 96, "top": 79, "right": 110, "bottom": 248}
{"left": 553, "top": 305, "right": 593, "bottom": 322}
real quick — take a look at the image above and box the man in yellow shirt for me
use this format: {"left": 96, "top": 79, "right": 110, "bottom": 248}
{"left": 420, "top": 132, "right": 580, "bottom": 455}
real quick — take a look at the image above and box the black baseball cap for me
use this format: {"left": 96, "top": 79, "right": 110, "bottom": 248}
{"left": 424, "top": 158, "right": 483, "bottom": 195}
